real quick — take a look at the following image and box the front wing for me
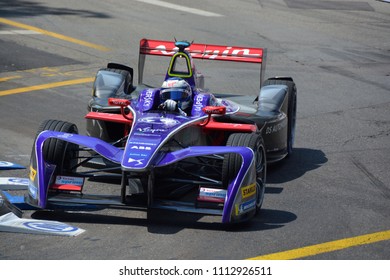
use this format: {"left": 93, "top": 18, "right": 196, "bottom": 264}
{"left": 28, "top": 131, "right": 258, "bottom": 223}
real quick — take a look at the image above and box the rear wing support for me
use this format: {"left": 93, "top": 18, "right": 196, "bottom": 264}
{"left": 138, "top": 38, "right": 267, "bottom": 89}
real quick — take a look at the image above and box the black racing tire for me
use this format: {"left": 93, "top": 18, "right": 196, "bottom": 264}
{"left": 263, "top": 79, "right": 297, "bottom": 156}
{"left": 222, "top": 133, "right": 266, "bottom": 213}
{"left": 35, "top": 119, "right": 79, "bottom": 173}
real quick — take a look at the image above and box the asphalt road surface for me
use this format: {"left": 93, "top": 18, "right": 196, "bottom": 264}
{"left": 0, "top": 0, "right": 389, "bottom": 260}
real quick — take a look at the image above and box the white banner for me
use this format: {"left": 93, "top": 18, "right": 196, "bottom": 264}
{"left": 0, "top": 260, "right": 387, "bottom": 280}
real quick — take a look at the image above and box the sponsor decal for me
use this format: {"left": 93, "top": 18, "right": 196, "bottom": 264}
{"left": 142, "top": 89, "right": 155, "bottom": 109}
{"left": 137, "top": 127, "right": 167, "bottom": 134}
{"left": 203, "top": 106, "right": 226, "bottom": 115}
{"left": 57, "top": 133, "right": 73, "bottom": 139}
{"left": 201, "top": 47, "right": 254, "bottom": 60}
{"left": 127, "top": 143, "right": 155, "bottom": 158}
{"left": 130, "top": 145, "right": 152, "bottom": 151}
{"left": 138, "top": 117, "right": 180, "bottom": 127}
{"left": 198, "top": 187, "right": 227, "bottom": 203}
{"left": 235, "top": 198, "right": 256, "bottom": 215}
{"left": 152, "top": 45, "right": 176, "bottom": 56}
{"left": 127, "top": 158, "right": 144, "bottom": 166}
{"left": 128, "top": 141, "right": 157, "bottom": 146}
{"left": 55, "top": 176, "right": 84, "bottom": 187}
{"left": 51, "top": 176, "right": 84, "bottom": 191}
{"left": 158, "top": 118, "right": 179, "bottom": 127}
{"left": 29, "top": 165, "right": 36, "bottom": 181}
{"left": 108, "top": 98, "right": 130, "bottom": 107}
{"left": 192, "top": 94, "right": 205, "bottom": 113}
{"left": 151, "top": 44, "right": 262, "bottom": 61}
{"left": 241, "top": 183, "right": 256, "bottom": 199}
{"left": 265, "top": 121, "right": 287, "bottom": 135}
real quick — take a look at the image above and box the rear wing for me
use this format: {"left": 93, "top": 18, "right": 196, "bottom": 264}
{"left": 138, "top": 38, "right": 267, "bottom": 88}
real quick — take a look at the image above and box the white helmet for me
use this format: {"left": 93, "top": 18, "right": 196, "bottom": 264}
{"left": 161, "top": 78, "right": 192, "bottom": 110}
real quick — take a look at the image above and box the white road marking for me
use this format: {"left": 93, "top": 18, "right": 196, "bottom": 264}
{"left": 135, "top": 0, "right": 224, "bottom": 17}
{"left": 0, "top": 29, "right": 41, "bottom": 35}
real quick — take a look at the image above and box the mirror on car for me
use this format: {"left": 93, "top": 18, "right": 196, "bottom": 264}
{"left": 202, "top": 106, "right": 226, "bottom": 115}
{"left": 108, "top": 98, "right": 131, "bottom": 107}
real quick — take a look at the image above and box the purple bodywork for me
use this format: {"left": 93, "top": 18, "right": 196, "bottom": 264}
{"left": 28, "top": 96, "right": 257, "bottom": 223}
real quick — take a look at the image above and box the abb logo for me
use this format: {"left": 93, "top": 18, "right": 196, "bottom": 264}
{"left": 130, "top": 145, "right": 152, "bottom": 151}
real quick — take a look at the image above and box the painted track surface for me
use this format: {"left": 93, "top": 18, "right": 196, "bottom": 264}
{"left": 0, "top": 0, "right": 389, "bottom": 260}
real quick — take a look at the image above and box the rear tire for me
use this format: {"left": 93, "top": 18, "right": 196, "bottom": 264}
{"left": 222, "top": 133, "right": 266, "bottom": 213}
{"left": 263, "top": 79, "right": 297, "bottom": 156}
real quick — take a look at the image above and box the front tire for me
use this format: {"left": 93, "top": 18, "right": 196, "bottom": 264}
{"left": 222, "top": 133, "right": 266, "bottom": 214}
{"left": 35, "top": 119, "right": 79, "bottom": 174}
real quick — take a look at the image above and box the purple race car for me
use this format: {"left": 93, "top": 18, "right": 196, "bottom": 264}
{"left": 26, "top": 39, "right": 297, "bottom": 224}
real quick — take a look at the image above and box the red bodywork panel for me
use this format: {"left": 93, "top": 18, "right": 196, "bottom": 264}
{"left": 140, "top": 39, "right": 264, "bottom": 64}
{"left": 85, "top": 112, "right": 256, "bottom": 132}
{"left": 50, "top": 184, "right": 82, "bottom": 192}
{"left": 203, "top": 119, "right": 257, "bottom": 132}
{"left": 85, "top": 112, "right": 133, "bottom": 124}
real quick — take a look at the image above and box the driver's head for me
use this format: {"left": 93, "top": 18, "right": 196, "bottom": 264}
{"left": 161, "top": 78, "right": 192, "bottom": 110}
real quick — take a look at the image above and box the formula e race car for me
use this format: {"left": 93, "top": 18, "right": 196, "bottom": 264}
{"left": 26, "top": 39, "right": 297, "bottom": 224}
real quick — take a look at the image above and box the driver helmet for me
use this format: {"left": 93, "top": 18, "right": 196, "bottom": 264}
{"left": 160, "top": 78, "right": 192, "bottom": 110}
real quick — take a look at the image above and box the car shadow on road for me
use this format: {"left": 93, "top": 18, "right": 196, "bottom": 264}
{"left": 30, "top": 206, "right": 297, "bottom": 234}
{"left": 266, "top": 147, "right": 328, "bottom": 186}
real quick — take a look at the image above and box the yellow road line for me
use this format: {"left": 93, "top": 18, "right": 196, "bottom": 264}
{"left": 0, "top": 17, "right": 110, "bottom": 52}
{"left": 0, "top": 75, "right": 22, "bottom": 82}
{"left": 248, "top": 229, "right": 390, "bottom": 260}
{"left": 0, "top": 77, "right": 94, "bottom": 97}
